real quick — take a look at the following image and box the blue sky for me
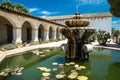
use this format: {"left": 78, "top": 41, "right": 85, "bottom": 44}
{"left": 0, "top": 0, "right": 120, "bottom": 29}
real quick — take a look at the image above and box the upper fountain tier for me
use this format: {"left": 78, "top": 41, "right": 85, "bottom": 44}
{"left": 65, "top": 12, "right": 90, "bottom": 27}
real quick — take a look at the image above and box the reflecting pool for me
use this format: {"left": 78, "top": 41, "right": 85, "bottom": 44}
{"left": 0, "top": 48, "right": 120, "bottom": 80}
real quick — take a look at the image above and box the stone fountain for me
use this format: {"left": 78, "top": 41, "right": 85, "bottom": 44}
{"left": 60, "top": 12, "right": 96, "bottom": 60}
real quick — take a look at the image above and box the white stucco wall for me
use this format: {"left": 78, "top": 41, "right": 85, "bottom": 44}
{"left": 54, "top": 20, "right": 66, "bottom": 26}
{"left": 88, "top": 17, "right": 112, "bottom": 34}
{"left": 53, "top": 17, "right": 112, "bottom": 34}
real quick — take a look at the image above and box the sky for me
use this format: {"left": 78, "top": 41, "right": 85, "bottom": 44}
{"left": 0, "top": 0, "right": 120, "bottom": 29}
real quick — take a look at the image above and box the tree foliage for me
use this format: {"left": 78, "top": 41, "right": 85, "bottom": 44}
{"left": 0, "top": 0, "right": 29, "bottom": 13}
{"left": 0, "top": 0, "right": 14, "bottom": 8}
{"left": 107, "top": 0, "right": 120, "bottom": 17}
{"left": 13, "top": 4, "right": 29, "bottom": 13}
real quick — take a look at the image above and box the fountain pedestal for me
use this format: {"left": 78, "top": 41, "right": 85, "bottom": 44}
{"left": 60, "top": 12, "right": 96, "bottom": 60}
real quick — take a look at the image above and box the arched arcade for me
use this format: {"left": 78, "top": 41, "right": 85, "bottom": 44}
{"left": 0, "top": 16, "right": 13, "bottom": 45}
{"left": 22, "top": 21, "right": 32, "bottom": 43}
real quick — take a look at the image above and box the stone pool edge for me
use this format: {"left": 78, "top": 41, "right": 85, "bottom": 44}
{"left": 94, "top": 45, "right": 120, "bottom": 51}
{"left": 0, "top": 40, "right": 67, "bottom": 63}
{"left": 1, "top": 40, "right": 120, "bottom": 63}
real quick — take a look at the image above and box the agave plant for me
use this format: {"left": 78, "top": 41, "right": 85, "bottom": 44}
{"left": 96, "top": 30, "right": 110, "bottom": 46}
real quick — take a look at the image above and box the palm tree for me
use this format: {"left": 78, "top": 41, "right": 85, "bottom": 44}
{"left": 112, "top": 28, "right": 116, "bottom": 42}
{"left": 112, "top": 28, "right": 120, "bottom": 43}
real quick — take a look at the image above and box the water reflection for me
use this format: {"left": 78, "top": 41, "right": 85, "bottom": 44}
{"left": 105, "top": 62, "right": 120, "bottom": 80}
{"left": 90, "top": 49, "right": 112, "bottom": 60}
{"left": 22, "top": 52, "right": 33, "bottom": 60}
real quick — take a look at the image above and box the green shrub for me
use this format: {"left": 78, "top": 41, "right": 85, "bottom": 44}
{"left": 49, "top": 38, "right": 54, "bottom": 42}
{"left": 29, "top": 42, "right": 38, "bottom": 46}
{"left": 22, "top": 42, "right": 27, "bottom": 47}
{"left": 0, "top": 44, "right": 18, "bottom": 50}
{"left": 88, "top": 32, "right": 97, "bottom": 42}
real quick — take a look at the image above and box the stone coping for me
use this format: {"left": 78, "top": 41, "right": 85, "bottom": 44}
{"left": 94, "top": 45, "right": 120, "bottom": 51}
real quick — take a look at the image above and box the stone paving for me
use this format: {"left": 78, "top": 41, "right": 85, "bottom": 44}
{"left": 0, "top": 40, "right": 67, "bottom": 62}
{"left": 94, "top": 44, "right": 120, "bottom": 51}
{"left": 91, "top": 41, "right": 120, "bottom": 50}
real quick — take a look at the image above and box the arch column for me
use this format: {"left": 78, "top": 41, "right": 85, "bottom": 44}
{"left": 12, "top": 28, "right": 22, "bottom": 44}
{"left": 52, "top": 31, "right": 56, "bottom": 40}
{"left": 44, "top": 30, "right": 49, "bottom": 41}
{"left": 57, "top": 31, "right": 62, "bottom": 39}
{"left": 59, "top": 33, "right": 62, "bottom": 39}
{"left": 62, "top": 35, "right": 65, "bottom": 39}
{"left": 31, "top": 29, "right": 39, "bottom": 42}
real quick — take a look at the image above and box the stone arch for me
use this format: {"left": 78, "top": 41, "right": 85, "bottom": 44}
{"left": 49, "top": 26, "right": 53, "bottom": 39}
{"left": 21, "top": 20, "right": 35, "bottom": 29}
{"left": 0, "top": 14, "right": 17, "bottom": 28}
{"left": 22, "top": 21, "right": 32, "bottom": 43}
{"left": 38, "top": 24, "right": 44, "bottom": 40}
{"left": 40, "top": 23, "right": 49, "bottom": 31}
{"left": 0, "top": 16, "right": 13, "bottom": 44}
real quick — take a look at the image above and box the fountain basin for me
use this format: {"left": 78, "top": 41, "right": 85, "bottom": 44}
{"left": 61, "top": 11, "right": 96, "bottom": 60}
{"left": 65, "top": 20, "right": 90, "bottom": 27}
{"left": 60, "top": 27, "right": 96, "bottom": 59}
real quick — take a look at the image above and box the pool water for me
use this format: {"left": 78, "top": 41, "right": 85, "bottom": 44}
{"left": 0, "top": 48, "right": 120, "bottom": 80}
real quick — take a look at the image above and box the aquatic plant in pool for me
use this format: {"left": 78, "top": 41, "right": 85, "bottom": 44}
{"left": 37, "top": 61, "right": 88, "bottom": 80}
{"left": 0, "top": 48, "right": 120, "bottom": 80}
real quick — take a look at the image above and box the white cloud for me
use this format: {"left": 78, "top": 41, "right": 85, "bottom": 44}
{"left": 28, "top": 8, "right": 39, "bottom": 12}
{"left": 112, "top": 21, "right": 118, "bottom": 24}
{"left": 41, "top": 15, "right": 47, "bottom": 18}
{"left": 41, "top": 10, "right": 51, "bottom": 15}
{"left": 40, "top": 10, "right": 59, "bottom": 16}
{"left": 113, "top": 24, "right": 120, "bottom": 27}
{"left": 112, "top": 24, "right": 120, "bottom": 29}
{"left": 112, "top": 20, "right": 120, "bottom": 24}
{"left": 77, "top": 0, "right": 105, "bottom": 5}
{"left": 112, "top": 20, "right": 120, "bottom": 29}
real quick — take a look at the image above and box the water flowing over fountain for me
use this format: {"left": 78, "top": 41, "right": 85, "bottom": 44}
{"left": 60, "top": 12, "right": 96, "bottom": 60}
